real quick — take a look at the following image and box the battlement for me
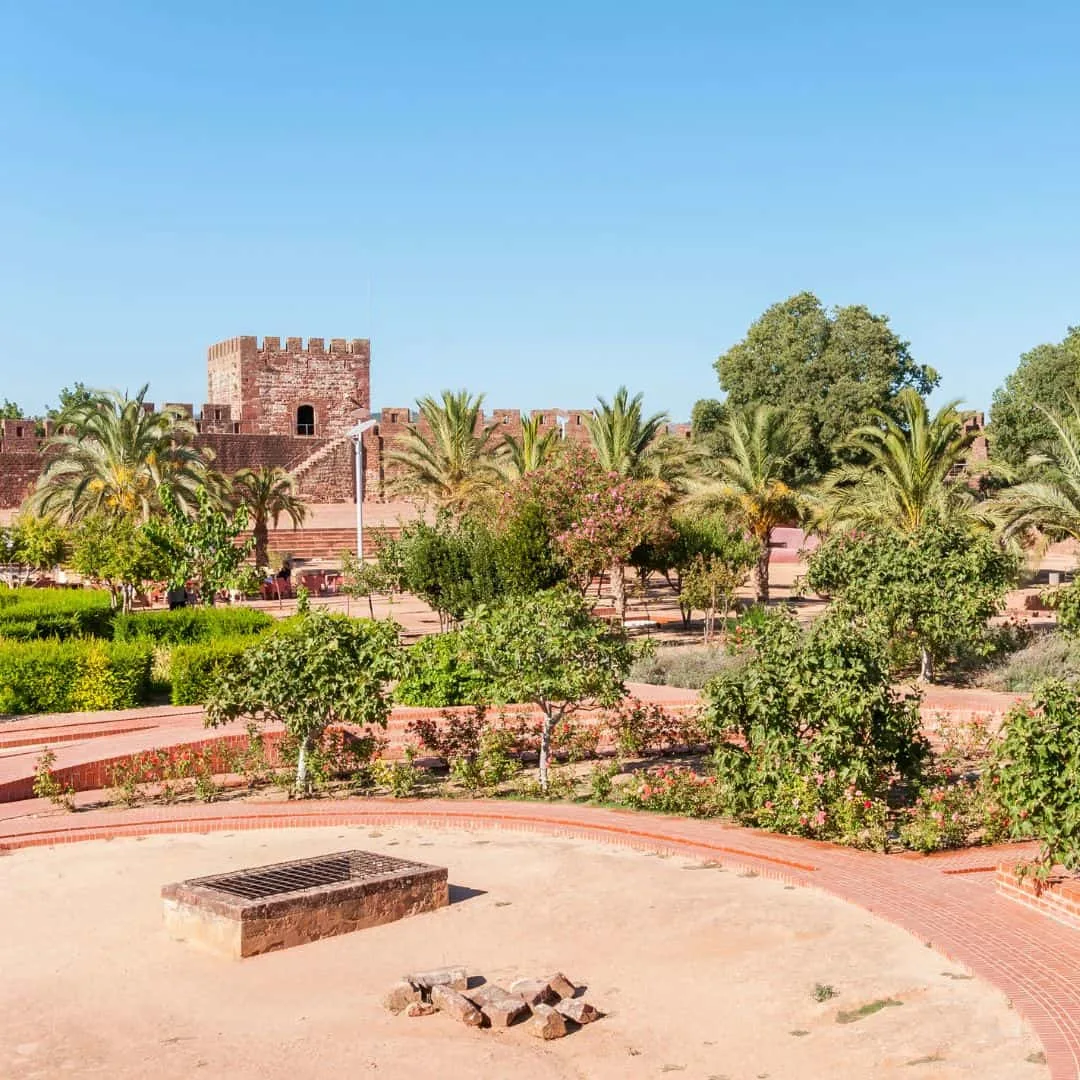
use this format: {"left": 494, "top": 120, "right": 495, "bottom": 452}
{"left": 207, "top": 336, "right": 369, "bottom": 360}
{"left": 0, "top": 418, "right": 38, "bottom": 449}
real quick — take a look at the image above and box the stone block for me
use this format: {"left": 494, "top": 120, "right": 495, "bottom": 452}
{"left": 545, "top": 972, "right": 578, "bottom": 999}
{"left": 405, "top": 1001, "right": 437, "bottom": 1018}
{"left": 431, "top": 984, "right": 484, "bottom": 1026}
{"left": 556, "top": 998, "right": 601, "bottom": 1024}
{"left": 510, "top": 977, "right": 558, "bottom": 1006}
{"left": 406, "top": 966, "right": 468, "bottom": 993}
{"left": 466, "top": 984, "right": 530, "bottom": 1027}
{"left": 526, "top": 1003, "right": 568, "bottom": 1040}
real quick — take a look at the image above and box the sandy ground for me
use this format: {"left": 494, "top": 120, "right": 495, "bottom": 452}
{"left": 0, "top": 827, "right": 1046, "bottom": 1080}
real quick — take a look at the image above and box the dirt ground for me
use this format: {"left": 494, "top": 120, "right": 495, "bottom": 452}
{"left": 0, "top": 827, "right": 1046, "bottom": 1080}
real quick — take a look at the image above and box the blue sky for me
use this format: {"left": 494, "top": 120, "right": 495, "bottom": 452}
{"left": 1, "top": 1, "right": 1077, "bottom": 421}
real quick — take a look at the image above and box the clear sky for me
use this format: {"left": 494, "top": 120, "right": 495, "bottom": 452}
{"left": 1, "top": 1, "right": 1077, "bottom": 421}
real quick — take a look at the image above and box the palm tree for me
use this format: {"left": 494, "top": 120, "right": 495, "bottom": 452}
{"left": 815, "top": 389, "right": 976, "bottom": 534}
{"left": 499, "top": 413, "right": 558, "bottom": 479}
{"left": 690, "top": 405, "right": 802, "bottom": 603}
{"left": 231, "top": 466, "right": 307, "bottom": 570}
{"left": 585, "top": 387, "right": 670, "bottom": 478}
{"left": 31, "top": 385, "right": 210, "bottom": 523}
{"left": 995, "top": 400, "right": 1080, "bottom": 545}
{"left": 386, "top": 390, "right": 503, "bottom": 512}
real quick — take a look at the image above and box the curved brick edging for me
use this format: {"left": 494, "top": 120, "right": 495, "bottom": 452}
{"left": 1, "top": 798, "right": 1077, "bottom": 1078}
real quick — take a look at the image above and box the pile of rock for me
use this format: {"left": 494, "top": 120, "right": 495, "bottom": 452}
{"left": 383, "top": 967, "right": 601, "bottom": 1040}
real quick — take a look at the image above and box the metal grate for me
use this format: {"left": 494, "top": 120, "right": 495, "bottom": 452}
{"left": 206, "top": 851, "right": 421, "bottom": 901}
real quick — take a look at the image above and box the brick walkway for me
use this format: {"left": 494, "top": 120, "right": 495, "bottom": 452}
{"left": 0, "top": 795, "right": 1076, "bottom": 1078}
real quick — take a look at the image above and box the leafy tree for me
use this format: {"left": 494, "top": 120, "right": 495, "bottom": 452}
{"left": 0, "top": 399, "right": 23, "bottom": 419}
{"left": 705, "top": 609, "right": 927, "bottom": 807}
{"left": 230, "top": 466, "right": 306, "bottom": 570}
{"left": 9, "top": 514, "right": 71, "bottom": 572}
{"left": 31, "top": 385, "right": 211, "bottom": 522}
{"left": 499, "top": 413, "right": 558, "bottom": 479}
{"left": 707, "top": 292, "right": 938, "bottom": 477}
{"left": 994, "top": 400, "right": 1080, "bottom": 545}
{"left": 805, "top": 520, "right": 1019, "bottom": 682}
{"left": 69, "top": 514, "right": 164, "bottom": 612}
{"left": 993, "top": 681, "right": 1080, "bottom": 879}
{"left": 387, "top": 390, "right": 503, "bottom": 512}
{"left": 395, "top": 630, "right": 491, "bottom": 707}
{"left": 206, "top": 609, "right": 401, "bottom": 794}
{"left": 989, "top": 327, "right": 1080, "bottom": 469}
{"left": 691, "top": 405, "right": 802, "bottom": 603}
{"left": 460, "top": 587, "right": 633, "bottom": 791}
{"left": 46, "top": 382, "right": 95, "bottom": 419}
{"left": 815, "top": 388, "right": 977, "bottom": 534}
{"left": 493, "top": 497, "right": 565, "bottom": 595}
{"left": 145, "top": 486, "right": 253, "bottom": 604}
{"left": 678, "top": 530, "right": 758, "bottom": 641}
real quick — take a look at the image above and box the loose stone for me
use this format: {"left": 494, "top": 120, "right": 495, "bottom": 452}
{"left": 431, "top": 984, "right": 484, "bottom": 1027}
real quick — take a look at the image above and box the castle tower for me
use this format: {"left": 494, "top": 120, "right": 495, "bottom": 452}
{"left": 206, "top": 336, "right": 371, "bottom": 438}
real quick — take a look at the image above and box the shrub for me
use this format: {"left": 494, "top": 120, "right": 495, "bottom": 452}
{"left": 1044, "top": 580, "right": 1080, "bottom": 633}
{"left": 621, "top": 765, "right": 725, "bottom": 818}
{"left": 981, "top": 630, "right": 1080, "bottom": 692}
{"left": 628, "top": 645, "right": 739, "bottom": 689}
{"left": 170, "top": 637, "right": 256, "bottom": 705}
{"left": 605, "top": 697, "right": 708, "bottom": 756}
{"left": 0, "top": 638, "right": 152, "bottom": 715}
{"left": 395, "top": 631, "right": 491, "bottom": 707}
{"left": 993, "top": 681, "right": 1080, "bottom": 879}
{"left": 112, "top": 606, "right": 272, "bottom": 644}
{"left": 0, "top": 587, "right": 114, "bottom": 640}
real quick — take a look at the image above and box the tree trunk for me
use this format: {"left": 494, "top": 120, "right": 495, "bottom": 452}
{"left": 254, "top": 518, "right": 269, "bottom": 571}
{"left": 754, "top": 538, "right": 771, "bottom": 604}
{"left": 919, "top": 647, "right": 935, "bottom": 684}
{"left": 295, "top": 733, "right": 310, "bottom": 796}
{"left": 610, "top": 561, "right": 626, "bottom": 622}
{"left": 538, "top": 714, "right": 554, "bottom": 793}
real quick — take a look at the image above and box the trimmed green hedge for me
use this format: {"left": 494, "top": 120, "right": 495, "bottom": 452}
{"left": 0, "top": 588, "right": 115, "bottom": 641}
{"left": 112, "top": 607, "right": 272, "bottom": 644}
{"left": 170, "top": 637, "right": 257, "bottom": 706}
{"left": 0, "top": 639, "right": 152, "bottom": 715}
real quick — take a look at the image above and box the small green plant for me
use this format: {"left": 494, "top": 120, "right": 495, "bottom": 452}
{"left": 369, "top": 749, "right": 426, "bottom": 798}
{"left": 32, "top": 748, "right": 75, "bottom": 811}
{"left": 450, "top": 727, "right": 521, "bottom": 794}
{"left": 812, "top": 983, "right": 839, "bottom": 1003}
{"left": 835, "top": 998, "right": 903, "bottom": 1024}
{"left": 588, "top": 759, "right": 621, "bottom": 802}
{"left": 621, "top": 765, "right": 724, "bottom": 818}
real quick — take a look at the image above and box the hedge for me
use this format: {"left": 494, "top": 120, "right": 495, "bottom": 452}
{"left": 0, "top": 639, "right": 152, "bottom": 715}
{"left": 0, "top": 588, "right": 115, "bottom": 641}
{"left": 170, "top": 637, "right": 257, "bottom": 706}
{"left": 112, "top": 607, "right": 272, "bottom": 644}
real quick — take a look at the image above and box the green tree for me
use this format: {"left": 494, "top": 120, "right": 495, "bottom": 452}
{"left": 230, "top": 466, "right": 306, "bottom": 571}
{"left": 145, "top": 486, "right": 253, "bottom": 604}
{"left": 0, "top": 399, "right": 23, "bottom": 419}
{"left": 805, "top": 520, "right": 1019, "bottom": 682}
{"left": 493, "top": 497, "right": 565, "bottom": 595}
{"left": 989, "top": 327, "right": 1080, "bottom": 469}
{"left": 815, "top": 388, "right": 977, "bottom": 534}
{"left": 691, "top": 405, "right": 802, "bottom": 604}
{"left": 705, "top": 610, "right": 927, "bottom": 824}
{"left": 9, "top": 514, "right": 71, "bottom": 573}
{"left": 994, "top": 400, "right": 1080, "bottom": 545}
{"left": 387, "top": 390, "right": 503, "bottom": 512}
{"left": 69, "top": 514, "right": 164, "bottom": 612}
{"left": 707, "top": 292, "right": 938, "bottom": 477}
{"left": 46, "top": 382, "right": 94, "bottom": 419}
{"left": 31, "top": 385, "right": 211, "bottom": 523}
{"left": 678, "top": 528, "right": 758, "bottom": 641}
{"left": 499, "top": 413, "right": 558, "bottom": 479}
{"left": 585, "top": 386, "right": 670, "bottom": 478}
{"left": 460, "top": 587, "right": 633, "bottom": 791}
{"left": 206, "top": 609, "right": 401, "bottom": 794}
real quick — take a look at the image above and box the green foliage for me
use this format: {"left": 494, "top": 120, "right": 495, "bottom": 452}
{"left": 169, "top": 636, "right": 261, "bottom": 705}
{"left": 0, "top": 638, "right": 151, "bottom": 715}
{"left": 0, "top": 398, "right": 24, "bottom": 419}
{"left": 0, "top": 587, "right": 114, "bottom": 640}
{"left": 584, "top": 386, "right": 670, "bottom": 478}
{"left": 993, "top": 681, "right": 1080, "bottom": 877}
{"left": 898, "top": 780, "right": 1007, "bottom": 854}
{"left": 145, "top": 485, "right": 253, "bottom": 603}
{"left": 989, "top": 326, "right": 1080, "bottom": 468}
{"left": 981, "top": 630, "right": 1080, "bottom": 692}
{"left": 605, "top": 697, "right": 707, "bottom": 756}
{"left": 32, "top": 748, "right": 75, "bottom": 810}
{"left": 368, "top": 750, "right": 427, "bottom": 797}
{"left": 112, "top": 606, "right": 271, "bottom": 644}
{"left": 805, "top": 520, "right": 1019, "bottom": 680}
{"left": 709, "top": 291, "right": 938, "bottom": 478}
{"left": 459, "top": 586, "right": 633, "bottom": 790}
{"left": 678, "top": 533, "right": 757, "bottom": 641}
{"left": 69, "top": 514, "right": 164, "bottom": 611}
{"left": 622, "top": 765, "right": 725, "bottom": 817}
{"left": 704, "top": 610, "right": 927, "bottom": 821}
{"left": 7, "top": 514, "right": 71, "bottom": 572}
{"left": 395, "top": 631, "right": 491, "bottom": 706}
{"left": 205, "top": 609, "right": 401, "bottom": 794}
{"left": 493, "top": 498, "right": 565, "bottom": 595}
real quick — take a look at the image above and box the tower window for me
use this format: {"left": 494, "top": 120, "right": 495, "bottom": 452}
{"left": 296, "top": 404, "right": 315, "bottom": 436}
